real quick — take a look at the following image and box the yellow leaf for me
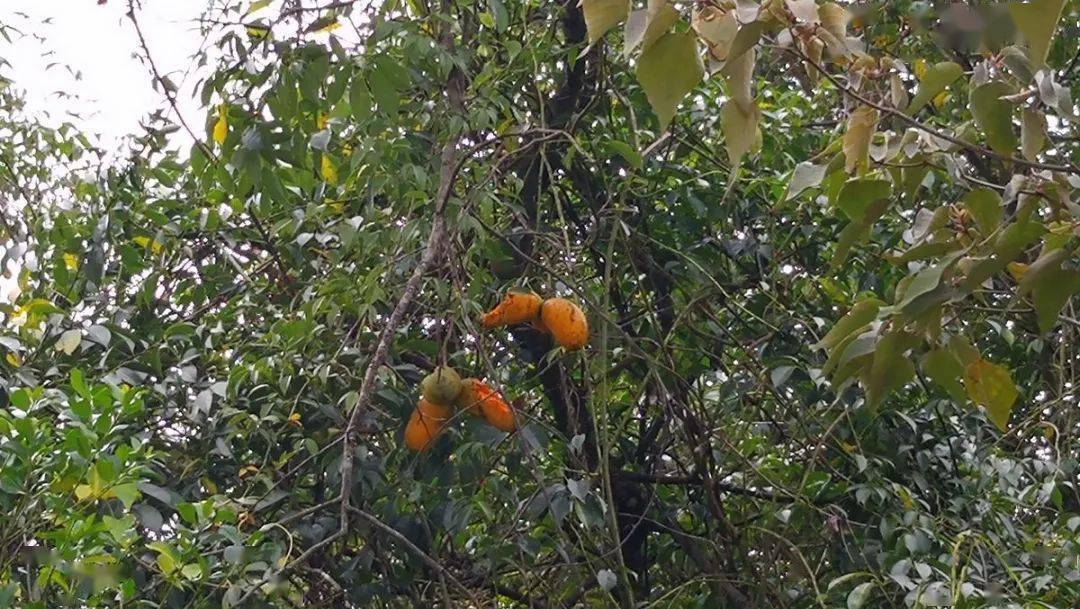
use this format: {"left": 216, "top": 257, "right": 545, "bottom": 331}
{"left": 321, "top": 155, "right": 339, "bottom": 184}
{"left": 317, "top": 113, "right": 330, "bottom": 129}
{"left": 74, "top": 484, "right": 96, "bottom": 501}
{"left": 133, "top": 236, "right": 165, "bottom": 254}
{"left": 213, "top": 105, "right": 228, "bottom": 144}
{"left": 914, "top": 58, "right": 928, "bottom": 80}
{"left": 964, "top": 358, "right": 1019, "bottom": 431}
{"left": 63, "top": 253, "right": 80, "bottom": 270}
{"left": 246, "top": 25, "right": 272, "bottom": 40}
{"left": 317, "top": 20, "right": 342, "bottom": 33}
{"left": 5, "top": 352, "right": 21, "bottom": 367}
{"left": 932, "top": 91, "right": 950, "bottom": 109}
{"left": 55, "top": 329, "right": 82, "bottom": 355}
{"left": 843, "top": 105, "right": 879, "bottom": 174}
{"left": 581, "top": 0, "right": 629, "bottom": 45}
{"left": 1007, "top": 261, "right": 1029, "bottom": 282}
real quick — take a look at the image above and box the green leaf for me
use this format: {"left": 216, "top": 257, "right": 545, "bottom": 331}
{"left": 1033, "top": 269, "right": 1080, "bottom": 333}
{"left": 836, "top": 178, "right": 892, "bottom": 222}
{"left": 606, "top": 140, "right": 643, "bottom": 170}
{"left": 1021, "top": 107, "right": 1047, "bottom": 160}
{"left": 906, "top": 61, "right": 963, "bottom": 114}
{"left": 784, "top": 162, "right": 828, "bottom": 201}
{"left": 832, "top": 199, "right": 889, "bottom": 267}
{"left": 962, "top": 188, "right": 1003, "bottom": 236}
{"left": 969, "top": 81, "right": 1018, "bottom": 155}
{"left": 623, "top": 2, "right": 679, "bottom": 56}
{"left": 110, "top": 483, "right": 141, "bottom": 510}
{"left": 847, "top": 581, "right": 874, "bottom": 609}
{"left": 921, "top": 347, "right": 967, "bottom": 403}
{"left": 349, "top": 76, "right": 372, "bottom": 122}
{"left": 864, "top": 331, "right": 916, "bottom": 409}
{"left": 102, "top": 515, "right": 136, "bottom": 545}
{"left": 895, "top": 260, "right": 952, "bottom": 310}
{"left": 964, "top": 358, "right": 1019, "bottom": 431}
{"left": 635, "top": 31, "right": 705, "bottom": 129}
{"left": 1008, "top": 0, "right": 1067, "bottom": 69}
{"left": 814, "top": 298, "right": 883, "bottom": 351}
{"left": 721, "top": 100, "right": 760, "bottom": 166}
{"left": 181, "top": 563, "right": 203, "bottom": 581}
{"left": 948, "top": 334, "right": 981, "bottom": 366}
{"left": 582, "top": 0, "right": 629, "bottom": 45}
{"left": 148, "top": 542, "right": 180, "bottom": 575}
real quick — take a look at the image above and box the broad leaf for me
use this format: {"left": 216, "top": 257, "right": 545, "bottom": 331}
{"left": 906, "top": 62, "right": 963, "bottom": 114}
{"left": 962, "top": 188, "right": 1003, "bottom": 236}
{"left": 964, "top": 358, "right": 1019, "bottom": 431}
{"left": 843, "top": 105, "right": 879, "bottom": 174}
{"left": 582, "top": 0, "right": 629, "bottom": 45}
{"left": 636, "top": 31, "right": 705, "bottom": 129}
{"left": 623, "top": 1, "right": 679, "bottom": 56}
{"left": 970, "top": 81, "right": 1018, "bottom": 155}
{"left": 1008, "top": 0, "right": 1067, "bottom": 69}
{"left": 836, "top": 178, "right": 891, "bottom": 222}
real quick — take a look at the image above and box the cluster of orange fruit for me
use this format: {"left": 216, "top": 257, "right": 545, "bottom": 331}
{"left": 481, "top": 291, "right": 588, "bottom": 350}
{"left": 403, "top": 291, "right": 589, "bottom": 452}
{"left": 404, "top": 366, "right": 516, "bottom": 451}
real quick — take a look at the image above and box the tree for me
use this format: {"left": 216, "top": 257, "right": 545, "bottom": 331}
{"left": 1, "top": 0, "right": 1079, "bottom": 607}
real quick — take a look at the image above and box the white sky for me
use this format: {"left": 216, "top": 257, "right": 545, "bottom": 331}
{"left": 3, "top": 0, "right": 212, "bottom": 151}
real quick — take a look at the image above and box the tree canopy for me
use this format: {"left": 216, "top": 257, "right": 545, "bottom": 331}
{"left": 1, "top": 0, "right": 1079, "bottom": 607}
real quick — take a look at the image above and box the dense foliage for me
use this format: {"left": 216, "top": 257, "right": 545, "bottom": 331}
{"left": 2, "top": 1, "right": 1079, "bottom": 607}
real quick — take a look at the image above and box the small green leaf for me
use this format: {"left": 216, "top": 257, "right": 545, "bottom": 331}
{"left": 970, "top": 81, "right": 1018, "bottom": 155}
{"left": 814, "top": 298, "right": 883, "bottom": 351}
{"left": 906, "top": 61, "right": 963, "bottom": 114}
{"left": 181, "top": 563, "right": 204, "bottom": 581}
{"left": 582, "top": 0, "right": 629, "bottom": 45}
{"left": 964, "top": 358, "right": 1019, "bottom": 431}
{"left": 606, "top": 140, "right": 643, "bottom": 169}
{"left": 635, "top": 31, "right": 705, "bottom": 129}
{"left": 1008, "top": 0, "right": 1067, "bottom": 69}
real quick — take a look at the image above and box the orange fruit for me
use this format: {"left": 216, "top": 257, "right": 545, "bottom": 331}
{"left": 481, "top": 397, "right": 518, "bottom": 432}
{"left": 481, "top": 291, "right": 543, "bottom": 328}
{"left": 455, "top": 379, "right": 517, "bottom": 431}
{"left": 404, "top": 399, "right": 451, "bottom": 451}
{"left": 539, "top": 298, "right": 588, "bottom": 350}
